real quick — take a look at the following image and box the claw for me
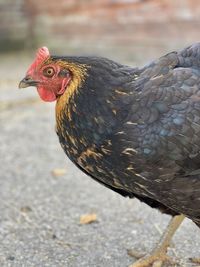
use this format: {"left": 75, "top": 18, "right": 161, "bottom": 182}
{"left": 129, "top": 215, "right": 185, "bottom": 267}
{"left": 129, "top": 252, "right": 171, "bottom": 267}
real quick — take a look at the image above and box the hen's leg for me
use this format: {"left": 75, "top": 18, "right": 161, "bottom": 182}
{"left": 129, "top": 214, "right": 185, "bottom": 267}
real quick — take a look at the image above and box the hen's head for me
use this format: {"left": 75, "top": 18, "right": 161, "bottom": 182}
{"left": 19, "top": 47, "right": 88, "bottom": 102}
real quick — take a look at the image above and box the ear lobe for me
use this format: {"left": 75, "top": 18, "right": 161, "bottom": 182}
{"left": 57, "top": 77, "right": 71, "bottom": 95}
{"left": 59, "top": 69, "right": 70, "bottom": 77}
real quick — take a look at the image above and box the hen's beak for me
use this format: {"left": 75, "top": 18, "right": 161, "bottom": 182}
{"left": 19, "top": 76, "right": 38, "bottom": 89}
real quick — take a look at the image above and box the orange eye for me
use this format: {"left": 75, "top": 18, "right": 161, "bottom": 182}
{"left": 43, "top": 67, "right": 55, "bottom": 77}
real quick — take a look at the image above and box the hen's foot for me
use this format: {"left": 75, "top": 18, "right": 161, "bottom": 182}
{"left": 129, "top": 214, "right": 185, "bottom": 267}
{"left": 128, "top": 248, "right": 173, "bottom": 267}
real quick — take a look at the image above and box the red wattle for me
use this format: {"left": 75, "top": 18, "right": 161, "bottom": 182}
{"left": 37, "top": 87, "right": 57, "bottom": 102}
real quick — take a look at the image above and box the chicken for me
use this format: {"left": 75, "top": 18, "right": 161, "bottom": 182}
{"left": 19, "top": 43, "right": 200, "bottom": 266}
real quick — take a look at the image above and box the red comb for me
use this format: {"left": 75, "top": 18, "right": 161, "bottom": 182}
{"left": 27, "top": 47, "right": 50, "bottom": 74}
{"left": 36, "top": 47, "right": 50, "bottom": 62}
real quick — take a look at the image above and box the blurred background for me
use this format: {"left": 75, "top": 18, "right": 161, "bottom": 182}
{"left": 1, "top": 0, "right": 200, "bottom": 63}
{"left": 1, "top": 1, "right": 200, "bottom": 267}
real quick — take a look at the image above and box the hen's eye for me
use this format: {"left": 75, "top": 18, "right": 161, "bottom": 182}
{"left": 43, "top": 67, "right": 55, "bottom": 77}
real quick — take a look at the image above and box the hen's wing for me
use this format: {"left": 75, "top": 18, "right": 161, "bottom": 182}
{"left": 115, "top": 43, "right": 200, "bottom": 220}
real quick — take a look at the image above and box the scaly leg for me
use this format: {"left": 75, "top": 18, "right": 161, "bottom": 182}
{"left": 129, "top": 214, "right": 185, "bottom": 267}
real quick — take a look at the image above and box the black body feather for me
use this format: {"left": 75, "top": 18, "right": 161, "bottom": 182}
{"left": 55, "top": 43, "right": 200, "bottom": 225}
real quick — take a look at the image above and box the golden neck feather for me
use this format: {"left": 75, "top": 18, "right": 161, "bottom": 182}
{"left": 55, "top": 60, "right": 89, "bottom": 117}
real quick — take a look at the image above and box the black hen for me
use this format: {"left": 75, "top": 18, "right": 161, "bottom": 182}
{"left": 19, "top": 43, "right": 200, "bottom": 266}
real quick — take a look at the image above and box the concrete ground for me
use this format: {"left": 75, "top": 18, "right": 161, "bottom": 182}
{"left": 0, "top": 50, "right": 200, "bottom": 267}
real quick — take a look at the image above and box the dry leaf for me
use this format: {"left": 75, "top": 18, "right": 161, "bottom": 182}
{"left": 51, "top": 168, "right": 67, "bottom": 177}
{"left": 190, "top": 257, "right": 200, "bottom": 264}
{"left": 127, "top": 249, "right": 145, "bottom": 259}
{"left": 80, "top": 213, "right": 97, "bottom": 224}
{"left": 20, "top": 206, "right": 32, "bottom": 213}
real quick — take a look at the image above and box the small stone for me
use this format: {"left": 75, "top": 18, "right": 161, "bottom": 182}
{"left": 52, "top": 234, "right": 57, "bottom": 239}
{"left": 7, "top": 256, "right": 15, "bottom": 261}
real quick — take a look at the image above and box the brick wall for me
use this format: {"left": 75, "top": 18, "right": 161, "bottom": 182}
{"left": 1, "top": 0, "right": 200, "bottom": 63}
{"left": 0, "top": 0, "right": 28, "bottom": 50}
